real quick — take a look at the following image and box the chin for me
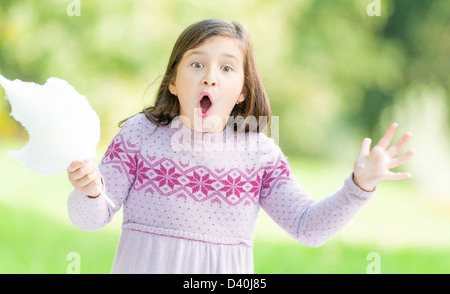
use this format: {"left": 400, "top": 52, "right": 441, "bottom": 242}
{"left": 200, "top": 114, "right": 225, "bottom": 133}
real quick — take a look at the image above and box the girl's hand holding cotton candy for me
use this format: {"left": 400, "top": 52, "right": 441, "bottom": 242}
{"left": 67, "top": 160, "right": 103, "bottom": 197}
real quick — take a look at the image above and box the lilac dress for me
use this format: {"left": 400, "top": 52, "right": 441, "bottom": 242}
{"left": 67, "top": 113, "right": 374, "bottom": 273}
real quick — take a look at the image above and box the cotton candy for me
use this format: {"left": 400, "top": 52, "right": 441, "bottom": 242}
{"left": 0, "top": 75, "right": 100, "bottom": 175}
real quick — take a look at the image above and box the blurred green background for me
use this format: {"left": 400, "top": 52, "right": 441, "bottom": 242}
{"left": 1, "top": 0, "right": 449, "bottom": 273}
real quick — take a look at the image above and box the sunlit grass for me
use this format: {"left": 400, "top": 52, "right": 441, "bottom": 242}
{"left": 0, "top": 203, "right": 118, "bottom": 274}
{"left": 253, "top": 238, "right": 450, "bottom": 274}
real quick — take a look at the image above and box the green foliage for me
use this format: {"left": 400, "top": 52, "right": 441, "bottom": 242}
{"left": 1, "top": 0, "right": 448, "bottom": 157}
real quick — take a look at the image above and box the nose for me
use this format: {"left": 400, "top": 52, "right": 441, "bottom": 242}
{"left": 202, "top": 69, "right": 217, "bottom": 87}
{"left": 202, "top": 79, "right": 216, "bottom": 86}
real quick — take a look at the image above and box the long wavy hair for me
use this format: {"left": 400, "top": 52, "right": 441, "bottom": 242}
{"left": 120, "top": 18, "right": 271, "bottom": 133}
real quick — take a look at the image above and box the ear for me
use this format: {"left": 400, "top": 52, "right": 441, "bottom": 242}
{"left": 237, "top": 92, "right": 245, "bottom": 103}
{"left": 169, "top": 82, "right": 177, "bottom": 96}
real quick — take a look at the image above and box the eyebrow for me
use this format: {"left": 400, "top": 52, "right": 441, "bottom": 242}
{"left": 185, "top": 50, "right": 240, "bottom": 63}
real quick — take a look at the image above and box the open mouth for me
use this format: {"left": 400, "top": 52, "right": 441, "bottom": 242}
{"left": 198, "top": 92, "right": 213, "bottom": 117}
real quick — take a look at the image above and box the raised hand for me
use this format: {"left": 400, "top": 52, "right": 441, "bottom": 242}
{"left": 353, "top": 123, "right": 415, "bottom": 192}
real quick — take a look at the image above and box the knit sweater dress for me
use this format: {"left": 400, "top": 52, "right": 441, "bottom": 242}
{"left": 67, "top": 113, "right": 374, "bottom": 274}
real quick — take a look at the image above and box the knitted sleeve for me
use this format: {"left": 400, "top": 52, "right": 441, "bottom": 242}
{"left": 259, "top": 137, "right": 375, "bottom": 247}
{"left": 67, "top": 114, "right": 146, "bottom": 231}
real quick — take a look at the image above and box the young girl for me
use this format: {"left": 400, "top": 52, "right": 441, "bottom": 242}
{"left": 67, "top": 18, "right": 414, "bottom": 274}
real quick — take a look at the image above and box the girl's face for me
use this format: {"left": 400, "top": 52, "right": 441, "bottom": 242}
{"left": 169, "top": 36, "right": 245, "bottom": 133}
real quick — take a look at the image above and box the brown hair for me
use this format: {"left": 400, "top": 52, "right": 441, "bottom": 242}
{"left": 121, "top": 18, "right": 271, "bottom": 132}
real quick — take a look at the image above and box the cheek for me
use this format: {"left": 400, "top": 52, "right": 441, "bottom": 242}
{"left": 176, "top": 76, "right": 195, "bottom": 93}
{"left": 175, "top": 66, "right": 200, "bottom": 90}
{"left": 224, "top": 70, "right": 244, "bottom": 88}
{"left": 218, "top": 77, "right": 245, "bottom": 110}
{"left": 214, "top": 95, "right": 239, "bottom": 116}
{"left": 175, "top": 75, "right": 198, "bottom": 106}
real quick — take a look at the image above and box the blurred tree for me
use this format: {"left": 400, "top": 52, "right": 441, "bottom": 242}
{"left": 278, "top": 0, "right": 449, "bottom": 159}
{"left": 0, "top": 0, "right": 448, "bottom": 160}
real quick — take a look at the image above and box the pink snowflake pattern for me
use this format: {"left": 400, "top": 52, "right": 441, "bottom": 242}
{"left": 186, "top": 171, "right": 215, "bottom": 195}
{"left": 262, "top": 158, "right": 290, "bottom": 188}
{"left": 277, "top": 159, "right": 291, "bottom": 177}
{"left": 261, "top": 169, "right": 276, "bottom": 191}
{"left": 136, "top": 161, "right": 150, "bottom": 184}
{"left": 104, "top": 140, "right": 124, "bottom": 161}
{"left": 102, "top": 149, "right": 290, "bottom": 206}
{"left": 248, "top": 174, "right": 262, "bottom": 196}
{"left": 124, "top": 153, "right": 137, "bottom": 175}
{"left": 153, "top": 164, "right": 182, "bottom": 189}
{"left": 220, "top": 175, "right": 246, "bottom": 198}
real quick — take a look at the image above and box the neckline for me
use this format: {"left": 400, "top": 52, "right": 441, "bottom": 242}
{"left": 169, "top": 116, "right": 236, "bottom": 151}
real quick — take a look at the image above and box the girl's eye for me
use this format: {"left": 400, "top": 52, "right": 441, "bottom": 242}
{"left": 191, "top": 62, "right": 203, "bottom": 69}
{"left": 221, "top": 65, "right": 233, "bottom": 72}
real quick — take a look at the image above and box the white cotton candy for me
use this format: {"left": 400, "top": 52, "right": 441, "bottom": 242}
{"left": 0, "top": 75, "right": 100, "bottom": 175}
